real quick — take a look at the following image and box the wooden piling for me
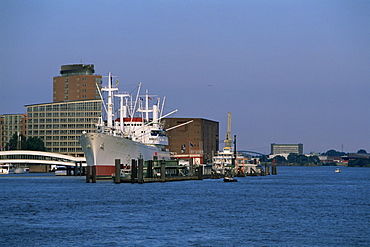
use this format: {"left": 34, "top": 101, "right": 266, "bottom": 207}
{"left": 131, "top": 159, "right": 137, "bottom": 183}
{"left": 147, "top": 160, "right": 153, "bottom": 178}
{"left": 189, "top": 158, "right": 194, "bottom": 176}
{"left": 138, "top": 158, "right": 144, "bottom": 184}
{"left": 74, "top": 164, "right": 78, "bottom": 176}
{"left": 160, "top": 160, "right": 166, "bottom": 182}
{"left": 272, "top": 165, "right": 277, "bottom": 175}
{"left": 197, "top": 166, "right": 203, "bottom": 180}
{"left": 86, "top": 166, "right": 91, "bottom": 183}
{"left": 91, "top": 166, "right": 97, "bottom": 183}
{"left": 265, "top": 165, "right": 270, "bottom": 175}
{"left": 114, "top": 159, "right": 121, "bottom": 184}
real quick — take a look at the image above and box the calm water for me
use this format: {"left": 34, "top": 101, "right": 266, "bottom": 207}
{"left": 1, "top": 166, "right": 369, "bottom": 246}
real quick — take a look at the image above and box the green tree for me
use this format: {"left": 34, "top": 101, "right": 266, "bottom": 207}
{"left": 7, "top": 132, "right": 27, "bottom": 150}
{"left": 323, "top": 149, "right": 346, "bottom": 157}
{"left": 287, "top": 153, "right": 321, "bottom": 165}
{"left": 348, "top": 158, "right": 370, "bottom": 167}
{"left": 25, "top": 136, "right": 46, "bottom": 151}
{"left": 308, "top": 155, "right": 321, "bottom": 165}
{"left": 357, "top": 149, "right": 367, "bottom": 154}
{"left": 287, "top": 153, "right": 298, "bottom": 163}
{"left": 270, "top": 155, "right": 287, "bottom": 164}
{"left": 260, "top": 155, "right": 269, "bottom": 163}
{"left": 6, "top": 133, "right": 46, "bottom": 151}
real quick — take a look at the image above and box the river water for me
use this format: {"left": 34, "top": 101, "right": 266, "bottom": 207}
{"left": 1, "top": 166, "right": 369, "bottom": 246}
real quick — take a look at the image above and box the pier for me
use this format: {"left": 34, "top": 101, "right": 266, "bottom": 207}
{"left": 86, "top": 158, "right": 276, "bottom": 183}
{"left": 111, "top": 159, "right": 207, "bottom": 184}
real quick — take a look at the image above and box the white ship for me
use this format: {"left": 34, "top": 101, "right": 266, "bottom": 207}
{"left": 212, "top": 147, "right": 263, "bottom": 176}
{"left": 79, "top": 72, "right": 177, "bottom": 177}
{"left": 0, "top": 164, "right": 15, "bottom": 174}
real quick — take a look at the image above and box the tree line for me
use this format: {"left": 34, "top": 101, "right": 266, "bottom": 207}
{"left": 261, "top": 149, "right": 369, "bottom": 167}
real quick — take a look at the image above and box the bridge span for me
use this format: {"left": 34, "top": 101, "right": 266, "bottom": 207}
{"left": 0, "top": 151, "right": 86, "bottom": 167}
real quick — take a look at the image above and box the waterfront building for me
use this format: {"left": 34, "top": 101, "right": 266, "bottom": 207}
{"left": 2, "top": 63, "right": 220, "bottom": 162}
{"left": 163, "top": 118, "right": 219, "bottom": 164}
{"left": 0, "top": 114, "right": 26, "bottom": 151}
{"left": 25, "top": 100, "right": 101, "bottom": 157}
{"left": 270, "top": 143, "right": 303, "bottom": 155}
{"left": 53, "top": 64, "right": 102, "bottom": 102}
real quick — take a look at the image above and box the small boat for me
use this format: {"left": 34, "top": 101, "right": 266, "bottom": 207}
{"left": 14, "top": 167, "right": 30, "bottom": 174}
{"left": 335, "top": 168, "right": 341, "bottom": 173}
{"left": 0, "top": 164, "right": 15, "bottom": 174}
{"left": 55, "top": 166, "right": 67, "bottom": 176}
{"left": 224, "top": 177, "right": 238, "bottom": 182}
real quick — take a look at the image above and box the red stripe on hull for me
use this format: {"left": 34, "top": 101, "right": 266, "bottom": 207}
{"left": 95, "top": 166, "right": 115, "bottom": 177}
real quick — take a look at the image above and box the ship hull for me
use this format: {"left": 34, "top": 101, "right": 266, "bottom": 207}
{"left": 79, "top": 133, "right": 170, "bottom": 177}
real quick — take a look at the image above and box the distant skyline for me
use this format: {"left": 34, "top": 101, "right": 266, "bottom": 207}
{"left": 1, "top": 0, "right": 369, "bottom": 154}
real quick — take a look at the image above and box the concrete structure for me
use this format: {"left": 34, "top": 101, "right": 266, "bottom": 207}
{"left": 163, "top": 118, "right": 219, "bottom": 164}
{"left": 270, "top": 143, "right": 303, "bottom": 155}
{"left": 53, "top": 64, "right": 102, "bottom": 102}
{"left": 25, "top": 100, "right": 101, "bottom": 157}
{"left": 0, "top": 114, "right": 26, "bottom": 151}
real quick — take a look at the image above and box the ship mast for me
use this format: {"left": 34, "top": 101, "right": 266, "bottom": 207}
{"left": 101, "top": 72, "right": 118, "bottom": 128}
{"left": 115, "top": 93, "right": 130, "bottom": 132}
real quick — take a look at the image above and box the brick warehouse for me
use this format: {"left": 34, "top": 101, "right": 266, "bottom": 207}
{"left": 163, "top": 118, "right": 219, "bottom": 164}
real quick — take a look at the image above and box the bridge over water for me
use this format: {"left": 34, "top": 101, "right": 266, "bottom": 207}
{"left": 237, "top": 150, "right": 267, "bottom": 156}
{"left": 0, "top": 150, "right": 86, "bottom": 167}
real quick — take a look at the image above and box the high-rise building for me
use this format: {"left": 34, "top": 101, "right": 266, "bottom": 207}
{"left": 163, "top": 118, "right": 219, "bottom": 164}
{"left": 53, "top": 64, "right": 102, "bottom": 102}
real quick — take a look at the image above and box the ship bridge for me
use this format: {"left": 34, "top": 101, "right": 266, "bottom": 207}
{"left": 0, "top": 151, "right": 86, "bottom": 167}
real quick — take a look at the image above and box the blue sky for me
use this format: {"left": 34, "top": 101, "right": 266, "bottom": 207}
{"left": 1, "top": 0, "right": 369, "bottom": 154}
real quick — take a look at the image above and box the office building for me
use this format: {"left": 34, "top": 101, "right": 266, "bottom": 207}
{"left": 0, "top": 114, "right": 26, "bottom": 151}
{"left": 53, "top": 64, "right": 102, "bottom": 102}
{"left": 25, "top": 100, "right": 101, "bottom": 157}
{"left": 271, "top": 143, "right": 303, "bottom": 155}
